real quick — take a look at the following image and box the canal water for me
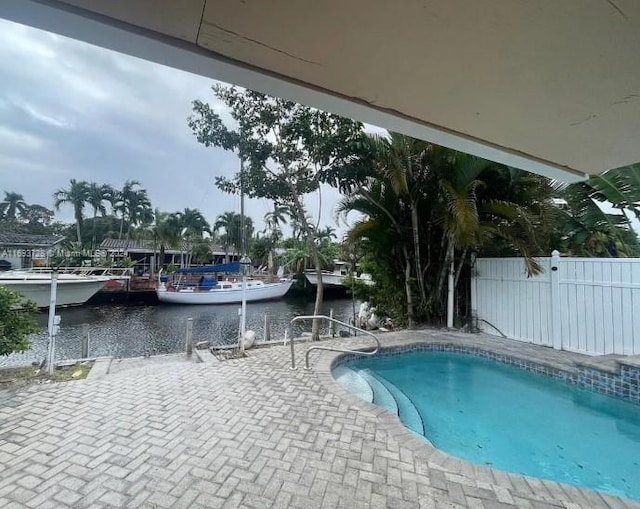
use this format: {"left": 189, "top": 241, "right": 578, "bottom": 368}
{"left": 2, "top": 297, "right": 359, "bottom": 368}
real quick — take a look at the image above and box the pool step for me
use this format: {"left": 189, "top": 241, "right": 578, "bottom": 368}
{"left": 334, "top": 366, "right": 426, "bottom": 439}
{"left": 368, "top": 371, "right": 425, "bottom": 436}
{"left": 333, "top": 365, "right": 373, "bottom": 403}
{"left": 356, "top": 369, "right": 399, "bottom": 416}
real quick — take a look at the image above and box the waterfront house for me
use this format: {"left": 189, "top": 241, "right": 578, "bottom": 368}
{"left": 0, "top": 233, "right": 65, "bottom": 270}
{"left": 98, "top": 238, "right": 240, "bottom": 274}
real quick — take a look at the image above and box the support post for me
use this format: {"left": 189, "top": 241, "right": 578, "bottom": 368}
{"left": 185, "top": 317, "right": 193, "bottom": 356}
{"left": 289, "top": 322, "right": 296, "bottom": 370}
{"left": 446, "top": 258, "right": 455, "bottom": 329}
{"left": 469, "top": 252, "right": 478, "bottom": 331}
{"left": 550, "top": 250, "right": 562, "bottom": 350}
{"left": 329, "top": 309, "right": 336, "bottom": 337}
{"left": 46, "top": 271, "right": 59, "bottom": 376}
{"left": 264, "top": 314, "right": 271, "bottom": 342}
{"left": 240, "top": 277, "right": 246, "bottom": 351}
{"left": 81, "top": 324, "right": 90, "bottom": 359}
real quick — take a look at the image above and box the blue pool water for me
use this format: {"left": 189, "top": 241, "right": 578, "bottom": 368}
{"left": 335, "top": 351, "right": 640, "bottom": 500}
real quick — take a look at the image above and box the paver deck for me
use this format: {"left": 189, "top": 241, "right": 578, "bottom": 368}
{"left": 1, "top": 329, "right": 638, "bottom": 508}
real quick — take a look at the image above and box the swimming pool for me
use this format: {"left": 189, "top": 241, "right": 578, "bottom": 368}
{"left": 334, "top": 349, "right": 640, "bottom": 500}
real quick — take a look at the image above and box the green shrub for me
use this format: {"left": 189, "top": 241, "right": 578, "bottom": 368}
{"left": 0, "top": 287, "right": 39, "bottom": 356}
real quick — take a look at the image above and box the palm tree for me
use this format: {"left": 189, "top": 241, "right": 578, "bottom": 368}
{"left": 548, "top": 163, "right": 640, "bottom": 257}
{"left": 586, "top": 163, "right": 640, "bottom": 221}
{"left": 180, "top": 208, "right": 211, "bottom": 238}
{"left": 360, "top": 133, "right": 431, "bottom": 311}
{"left": 153, "top": 210, "right": 183, "bottom": 271}
{"left": 114, "top": 181, "right": 153, "bottom": 240}
{"left": 214, "top": 211, "right": 254, "bottom": 256}
{"left": 316, "top": 226, "right": 337, "bottom": 243}
{"left": 338, "top": 135, "right": 551, "bottom": 326}
{"left": 337, "top": 177, "right": 419, "bottom": 325}
{"left": 53, "top": 179, "right": 89, "bottom": 245}
{"left": 264, "top": 204, "right": 290, "bottom": 235}
{"left": 264, "top": 204, "right": 290, "bottom": 273}
{"left": 0, "top": 192, "right": 28, "bottom": 220}
{"left": 179, "top": 208, "right": 211, "bottom": 266}
{"left": 127, "top": 191, "right": 154, "bottom": 240}
{"left": 214, "top": 211, "right": 238, "bottom": 256}
{"left": 86, "top": 183, "right": 114, "bottom": 249}
{"left": 114, "top": 180, "right": 137, "bottom": 239}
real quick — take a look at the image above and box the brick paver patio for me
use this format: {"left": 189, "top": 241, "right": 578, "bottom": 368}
{"left": 0, "top": 329, "right": 638, "bottom": 508}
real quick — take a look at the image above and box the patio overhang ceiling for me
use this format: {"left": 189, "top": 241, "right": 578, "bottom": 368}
{"left": 3, "top": 1, "right": 640, "bottom": 183}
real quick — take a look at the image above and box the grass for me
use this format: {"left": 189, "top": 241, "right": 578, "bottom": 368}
{"left": 0, "top": 361, "right": 94, "bottom": 388}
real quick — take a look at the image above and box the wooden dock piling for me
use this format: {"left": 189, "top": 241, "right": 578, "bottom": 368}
{"left": 264, "top": 314, "right": 271, "bottom": 342}
{"left": 81, "top": 324, "right": 90, "bottom": 359}
{"left": 185, "top": 318, "right": 193, "bottom": 355}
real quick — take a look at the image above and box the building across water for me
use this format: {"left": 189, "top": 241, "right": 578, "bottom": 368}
{"left": 98, "top": 238, "right": 240, "bottom": 275}
{"left": 0, "top": 233, "right": 66, "bottom": 270}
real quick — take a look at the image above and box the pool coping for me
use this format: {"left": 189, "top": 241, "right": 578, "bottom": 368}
{"left": 311, "top": 331, "right": 640, "bottom": 508}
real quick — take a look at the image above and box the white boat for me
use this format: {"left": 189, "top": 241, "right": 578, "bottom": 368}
{"left": 0, "top": 271, "right": 112, "bottom": 308}
{"left": 156, "top": 262, "right": 294, "bottom": 305}
{"left": 305, "top": 260, "right": 374, "bottom": 288}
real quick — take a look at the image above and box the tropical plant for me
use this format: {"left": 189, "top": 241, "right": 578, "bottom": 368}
{"left": 552, "top": 164, "right": 640, "bottom": 256}
{"left": 214, "top": 211, "right": 254, "bottom": 255}
{"left": 180, "top": 208, "right": 211, "bottom": 239}
{"left": 190, "top": 238, "right": 214, "bottom": 265}
{"left": 114, "top": 180, "right": 153, "bottom": 240}
{"left": 264, "top": 204, "right": 290, "bottom": 233}
{"left": 357, "top": 134, "right": 432, "bottom": 312}
{"left": 189, "top": 85, "right": 363, "bottom": 339}
{"left": 80, "top": 216, "right": 120, "bottom": 249}
{"left": 337, "top": 177, "right": 420, "bottom": 325}
{"left": 0, "top": 287, "right": 38, "bottom": 356}
{"left": 263, "top": 204, "right": 290, "bottom": 243}
{"left": 153, "top": 210, "right": 183, "bottom": 271}
{"left": 0, "top": 191, "right": 28, "bottom": 220}
{"left": 53, "top": 179, "right": 89, "bottom": 245}
{"left": 316, "top": 226, "right": 337, "bottom": 243}
{"left": 18, "top": 204, "right": 55, "bottom": 233}
{"left": 337, "top": 134, "right": 553, "bottom": 326}
{"left": 263, "top": 204, "right": 291, "bottom": 273}
{"left": 86, "top": 183, "right": 114, "bottom": 249}
{"left": 179, "top": 208, "right": 211, "bottom": 266}
{"left": 117, "top": 257, "right": 136, "bottom": 268}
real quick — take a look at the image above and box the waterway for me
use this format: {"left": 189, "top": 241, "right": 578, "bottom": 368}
{"left": 1, "top": 297, "right": 359, "bottom": 368}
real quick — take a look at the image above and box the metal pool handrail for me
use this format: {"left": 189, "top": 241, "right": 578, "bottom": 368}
{"left": 287, "top": 315, "right": 380, "bottom": 370}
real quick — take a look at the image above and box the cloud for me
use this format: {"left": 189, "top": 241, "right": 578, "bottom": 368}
{"left": 0, "top": 18, "right": 370, "bottom": 237}
{"left": 0, "top": 124, "right": 46, "bottom": 151}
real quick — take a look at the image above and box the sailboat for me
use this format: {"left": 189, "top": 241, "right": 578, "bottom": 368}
{"left": 156, "top": 262, "right": 293, "bottom": 304}
{"left": 156, "top": 158, "right": 293, "bottom": 305}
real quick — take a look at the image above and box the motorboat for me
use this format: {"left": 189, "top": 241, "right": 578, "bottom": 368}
{"left": 0, "top": 271, "right": 112, "bottom": 308}
{"left": 157, "top": 262, "right": 294, "bottom": 305}
{"left": 304, "top": 260, "right": 374, "bottom": 288}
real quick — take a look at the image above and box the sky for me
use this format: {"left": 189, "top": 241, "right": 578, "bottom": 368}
{"left": 0, "top": 18, "right": 363, "bottom": 236}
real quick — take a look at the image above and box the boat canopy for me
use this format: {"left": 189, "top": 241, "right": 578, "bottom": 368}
{"left": 175, "top": 262, "right": 240, "bottom": 274}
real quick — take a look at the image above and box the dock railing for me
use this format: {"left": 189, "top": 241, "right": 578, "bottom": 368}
{"left": 287, "top": 315, "right": 380, "bottom": 370}
{"left": 28, "top": 266, "right": 133, "bottom": 278}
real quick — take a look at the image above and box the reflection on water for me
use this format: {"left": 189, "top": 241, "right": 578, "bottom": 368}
{"left": 2, "top": 297, "right": 359, "bottom": 367}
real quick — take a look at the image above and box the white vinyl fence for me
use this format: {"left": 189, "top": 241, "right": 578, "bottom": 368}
{"left": 471, "top": 251, "right": 640, "bottom": 355}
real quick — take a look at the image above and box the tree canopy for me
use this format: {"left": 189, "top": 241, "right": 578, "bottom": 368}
{"left": 189, "top": 85, "right": 364, "bottom": 338}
